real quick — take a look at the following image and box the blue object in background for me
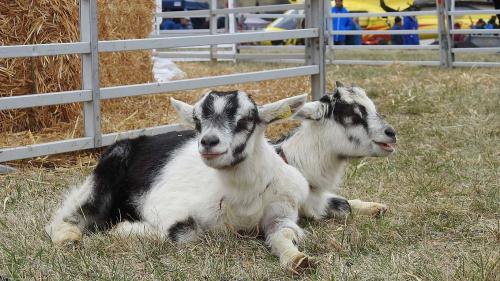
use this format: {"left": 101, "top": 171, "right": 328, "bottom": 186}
{"left": 331, "top": 6, "right": 353, "bottom": 44}
{"left": 402, "top": 16, "right": 420, "bottom": 45}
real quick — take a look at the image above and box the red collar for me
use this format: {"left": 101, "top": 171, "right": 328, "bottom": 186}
{"left": 279, "top": 150, "right": 288, "bottom": 164}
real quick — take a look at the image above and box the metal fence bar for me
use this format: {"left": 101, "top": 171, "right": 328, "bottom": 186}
{"left": 238, "top": 45, "right": 306, "bottom": 50}
{"left": 215, "top": 3, "right": 303, "bottom": 14}
{"left": 0, "top": 90, "right": 92, "bottom": 110}
{"left": 329, "top": 29, "right": 438, "bottom": 35}
{"left": 331, "top": 60, "right": 441, "bottom": 66}
{"left": 101, "top": 66, "right": 319, "bottom": 99}
{"left": 452, "top": 61, "right": 500, "bottom": 67}
{"left": 329, "top": 45, "right": 440, "bottom": 50}
{"left": 243, "top": 14, "right": 305, "bottom": 19}
{"left": 449, "top": 29, "right": 500, "bottom": 35}
{"left": 0, "top": 42, "right": 89, "bottom": 59}
{"left": 0, "top": 124, "right": 186, "bottom": 162}
{"left": 0, "top": 137, "right": 95, "bottom": 163}
{"left": 448, "top": 9, "right": 500, "bottom": 16}
{"left": 329, "top": 10, "right": 437, "bottom": 18}
{"left": 305, "top": 0, "right": 325, "bottom": 101}
{"left": 99, "top": 29, "right": 318, "bottom": 52}
{"left": 154, "top": 3, "right": 305, "bottom": 17}
{"left": 80, "top": 0, "right": 102, "bottom": 147}
{"left": 155, "top": 52, "right": 305, "bottom": 60}
{"left": 156, "top": 10, "right": 210, "bottom": 18}
{"left": 452, "top": 47, "right": 500, "bottom": 53}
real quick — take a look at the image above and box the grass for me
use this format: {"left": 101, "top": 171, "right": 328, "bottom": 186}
{"left": 1, "top": 62, "right": 499, "bottom": 280}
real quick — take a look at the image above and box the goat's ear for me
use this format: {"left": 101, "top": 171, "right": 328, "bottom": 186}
{"left": 170, "top": 98, "right": 195, "bottom": 126}
{"left": 293, "top": 101, "right": 325, "bottom": 121}
{"left": 258, "top": 94, "right": 307, "bottom": 124}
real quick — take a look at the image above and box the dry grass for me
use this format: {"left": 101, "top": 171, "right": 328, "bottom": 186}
{"left": 0, "top": 62, "right": 499, "bottom": 280}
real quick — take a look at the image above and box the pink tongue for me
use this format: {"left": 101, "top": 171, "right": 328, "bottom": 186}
{"left": 380, "top": 143, "right": 392, "bottom": 149}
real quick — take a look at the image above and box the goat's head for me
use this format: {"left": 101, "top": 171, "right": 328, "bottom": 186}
{"left": 171, "top": 90, "right": 306, "bottom": 168}
{"left": 295, "top": 82, "right": 397, "bottom": 157}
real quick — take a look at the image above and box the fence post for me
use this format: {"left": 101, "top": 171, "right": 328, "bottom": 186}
{"left": 444, "top": 0, "right": 455, "bottom": 66}
{"left": 209, "top": 0, "right": 217, "bottom": 62}
{"left": 305, "top": 0, "right": 326, "bottom": 101}
{"left": 228, "top": 0, "right": 237, "bottom": 62}
{"left": 326, "top": 1, "right": 334, "bottom": 64}
{"left": 437, "top": 0, "right": 452, "bottom": 67}
{"left": 80, "top": 0, "right": 102, "bottom": 148}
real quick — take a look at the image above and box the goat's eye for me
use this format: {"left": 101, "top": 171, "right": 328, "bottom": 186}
{"left": 235, "top": 116, "right": 253, "bottom": 132}
{"left": 193, "top": 116, "right": 201, "bottom": 132}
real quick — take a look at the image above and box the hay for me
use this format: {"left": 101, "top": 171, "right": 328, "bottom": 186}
{"left": 0, "top": 0, "right": 155, "bottom": 133}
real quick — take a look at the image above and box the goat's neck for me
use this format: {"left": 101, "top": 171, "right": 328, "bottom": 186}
{"left": 218, "top": 135, "right": 276, "bottom": 202}
{"left": 281, "top": 122, "right": 348, "bottom": 192}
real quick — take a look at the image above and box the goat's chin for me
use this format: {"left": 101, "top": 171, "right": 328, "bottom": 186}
{"left": 201, "top": 153, "right": 245, "bottom": 169}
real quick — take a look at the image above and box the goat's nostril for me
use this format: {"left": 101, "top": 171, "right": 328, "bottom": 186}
{"left": 201, "top": 135, "right": 220, "bottom": 147}
{"left": 384, "top": 127, "right": 396, "bottom": 138}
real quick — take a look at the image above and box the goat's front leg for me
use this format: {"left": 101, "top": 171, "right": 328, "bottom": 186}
{"left": 262, "top": 203, "right": 315, "bottom": 273}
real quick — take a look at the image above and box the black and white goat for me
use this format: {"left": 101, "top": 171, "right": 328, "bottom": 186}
{"left": 274, "top": 82, "right": 397, "bottom": 220}
{"left": 46, "top": 91, "right": 315, "bottom": 272}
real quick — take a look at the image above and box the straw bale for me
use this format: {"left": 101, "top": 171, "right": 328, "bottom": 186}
{"left": 0, "top": 0, "right": 155, "bottom": 133}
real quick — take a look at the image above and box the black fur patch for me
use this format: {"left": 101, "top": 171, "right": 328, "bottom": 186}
{"left": 79, "top": 130, "right": 197, "bottom": 230}
{"left": 348, "top": 135, "right": 361, "bottom": 146}
{"left": 333, "top": 101, "right": 368, "bottom": 131}
{"left": 326, "top": 198, "right": 351, "bottom": 218}
{"left": 168, "top": 217, "right": 196, "bottom": 242}
{"left": 319, "top": 94, "right": 334, "bottom": 119}
{"left": 201, "top": 91, "right": 239, "bottom": 124}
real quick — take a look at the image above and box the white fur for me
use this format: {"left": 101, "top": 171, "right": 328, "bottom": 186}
{"left": 47, "top": 93, "right": 314, "bottom": 272}
{"left": 284, "top": 86, "right": 394, "bottom": 219}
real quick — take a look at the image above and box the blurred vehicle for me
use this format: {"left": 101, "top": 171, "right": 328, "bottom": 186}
{"left": 262, "top": 0, "right": 496, "bottom": 45}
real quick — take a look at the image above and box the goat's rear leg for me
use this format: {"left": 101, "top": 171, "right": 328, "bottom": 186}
{"left": 300, "top": 191, "right": 351, "bottom": 220}
{"left": 45, "top": 177, "right": 95, "bottom": 245}
{"left": 348, "top": 199, "right": 388, "bottom": 217}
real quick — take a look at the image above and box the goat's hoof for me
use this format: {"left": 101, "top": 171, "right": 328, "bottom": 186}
{"left": 370, "top": 203, "right": 388, "bottom": 218}
{"left": 288, "top": 254, "right": 317, "bottom": 274}
{"left": 47, "top": 223, "right": 82, "bottom": 246}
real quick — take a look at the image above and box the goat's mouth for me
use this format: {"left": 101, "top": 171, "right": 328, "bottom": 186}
{"left": 373, "top": 141, "right": 395, "bottom": 152}
{"left": 201, "top": 151, "right": 227, "bottom": 159}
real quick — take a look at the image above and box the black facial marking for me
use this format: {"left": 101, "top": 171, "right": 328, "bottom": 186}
{"left": 201, "top": 94, "right": 215, "bottom": 119}
{"left": 234, "top": 109, "right": 257, "bottom": 133}
{"left": 79, "top": 130, "right": 197, "bottom": 231}
{"left": 193, "top": 116, "right": 201, "bottom": 132}
{"left": 168, "top": 217, "right": 197, "bottom": 242}
{"left": 319, "top": 94, "right": 334, "bottom": 119}
{"left": 224, "top": 92, "right": 239, "bottom": 121}
{"left": 200, "top": 91, "right": 241, "bottom": 129}
{"left": 333, "top": 102, "right": 368, "bottom": 130}
{"left": 333, "top": 89, "right": 341, "bottom": 100}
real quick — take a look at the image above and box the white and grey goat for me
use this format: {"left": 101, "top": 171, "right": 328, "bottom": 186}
{"left": 46, "top": 91, "right": 315, "bottom": 272}
{"left": 274, "top": 82, "right": 397, "bottom": 220}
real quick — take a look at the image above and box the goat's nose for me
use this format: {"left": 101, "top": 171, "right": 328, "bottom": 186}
{"left": 201, "top": 135, "right": 220, "bottom": 148}
{"left": 384, "top": 126, "right": 396, "bottom": 139}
